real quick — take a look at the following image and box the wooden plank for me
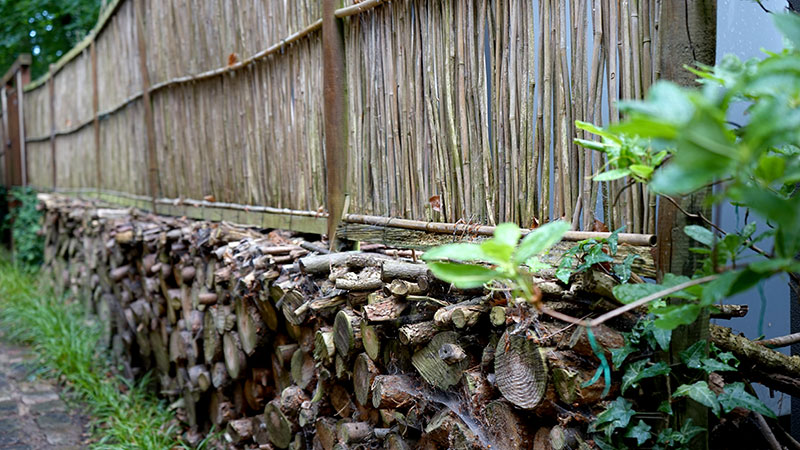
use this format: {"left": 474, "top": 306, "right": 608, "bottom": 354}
{"left": 322, "top": 0, "right": 348, "bottom": 248}
{"left": 55, "top": 188, "right": 328, "bottom": 235}
{"left": 134, "top": 0, "right": 159, "bottom": 213}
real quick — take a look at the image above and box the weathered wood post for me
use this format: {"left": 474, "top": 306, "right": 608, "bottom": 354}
{"left": 91, "top": 39, "right": 101, "bottom": 193}
{"left": 1, "top": 55, "right": 31, "bottom": 187}
{"left": 49, "top": 65, "right": 56, "bottom": 188}
{"left": 135, "top": 0, "right": 160, "bottom": 213}
{"left": 322, "top": 0, "right": 348, "bottom": 250}
{"left": 656, "top": 1, "right": 716, "bottom": 448}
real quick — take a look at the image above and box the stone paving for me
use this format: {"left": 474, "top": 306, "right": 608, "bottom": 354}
{"left": 0, "top": 335, "right": 88, "bottom": 449}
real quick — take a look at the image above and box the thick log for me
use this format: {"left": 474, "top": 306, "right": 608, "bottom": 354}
{"left": 338, "top": 421, "right": 372, "bottom": 444}
{"left": 279, "top": 385, "right": 309, "bottom": 415}
{"left": 313, "top": 329, "right": 336, "bottom": 363}
{"left": 203, "top": 307, "right": 223, "bottom": 363}
{"left": 236, "top": 297, "right": 269, "bottom": 356}
{"left": 381, "top": 260, "right": 431, "bottom": 282}
{"left": 360, "top": 324, "right": 381, "bottom": 361}
{"left": 299, "top": 252, "right": 391, "bottom": 274}
{"left": 188, "top": 365, "right": 211, "bottom": 392}
{"left": 363, "top": 297, "right": 408, "bottom": 322}
{"left": 225, "top": 417, "right": 254, "bottom": 444}
{"left": 353, "top": 353, "right": 379, "bottom": 406}
{"left": 333, "top": 309, "right": 362, "bottom": 356}
{"left": 710, "top": 324, "right": 800, "bottom": 397}
{"left": 315, "top": 418, "right": 338, "bottom": 450}
{"left": 223, "top": 331, "right": 247, "bottom": 379}
{"left": 386, "top": 278, "right": 428, "bottom": 296}
{"left": 371, "top": 374, "right": 418, "bottom": 409}
{"left": 289, "top": 348, "right": 315, "bottom": 390}
{"left": 411, "top": 331, "right": 469, "bottom": 390}
{"left": 494, "top": 330, "right": 548, "bottom": 410}
{"left": 710, "top": 304, "right": 749, "bottom": 319}
{"left": 399, "top": 321, "right": 438, "bottom": 346}
{"left": 263, "top": 400, "right": 294, "bottom": 449}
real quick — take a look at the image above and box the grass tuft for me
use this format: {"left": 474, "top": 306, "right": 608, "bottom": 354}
{"left": 0, "top": 256, "right": 184, "bottom": 449}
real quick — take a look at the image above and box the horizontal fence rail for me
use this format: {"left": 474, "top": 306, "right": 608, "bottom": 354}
{"left": 16, "top": 0, "right": 661, "bottom": 239}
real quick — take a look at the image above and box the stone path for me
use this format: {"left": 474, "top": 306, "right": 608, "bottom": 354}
{"left": 0, "top": 336, "right": 88, "bottom": 449}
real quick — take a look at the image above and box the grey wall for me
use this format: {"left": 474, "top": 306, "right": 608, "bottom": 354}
{"left": 715, "top": 0, "right": 792, "bottom": 416}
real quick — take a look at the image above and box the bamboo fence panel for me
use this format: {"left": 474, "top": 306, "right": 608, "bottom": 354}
{"left": 143, "top": 0, "right": 321, "bottom": 85}
{"left": 95, "top": 0, "right": 141, "bottom": 112}
{"left": 25, "top": 142, "right": 52, "bottom": 188}
{"left": 98, "top": 101, "right": 149, "bottom": 196}
{"left": 52, "top": 51, "right": 93, "bottom": 133}
{"left": 55, "top": 127, "right": 96, "bottom": 188}
{"left": 22, "top": 84, "right": 49, "bottom": 139}
{"left": 343, "top": 0, "right": 659, "bottom": 233}
{"left": 18, "top": 0, "right": 661, "bottom": 234}
{"left": 149, "top": 33, "right": 325, "bottom": 209}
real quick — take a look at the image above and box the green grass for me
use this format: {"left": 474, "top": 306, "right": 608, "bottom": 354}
{"left": 0, "top": 257, "right": 184, "bottom": 449}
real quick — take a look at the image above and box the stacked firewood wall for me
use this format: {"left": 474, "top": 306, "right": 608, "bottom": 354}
{"left": 41, "top": 193, "right": 641, "bottom": 449}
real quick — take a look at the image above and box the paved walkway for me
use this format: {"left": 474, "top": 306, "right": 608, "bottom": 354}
{"left": 0, "top": 335, "right": 87, "bottom": 449}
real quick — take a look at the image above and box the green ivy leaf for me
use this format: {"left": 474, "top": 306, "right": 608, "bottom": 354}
{"left": 625, "top": 420, "right": 652, "bottom": 446}
{"left": 653, "top": 304, "right": 702, "bottom": 330}
{"left": 555, "top": 266, "right": 572, "bottom": 284}
{"left": 650, "top": 326, "right": 672, "bottom": 351}
{"left": 523, "top": 256, "right": 551, "bottom": 273}
{"left": 613, "top": 283, "right": 664, "bottom": 304}
{"left": 514, "top": 220, "right": 570, "bottom": 265}
{"left": 673, "top": 381, "right": 720, "bottom": 416}
{"left": 718, "top": 382, "right": 776, "bottom": 418}
{"left": 622, "top": 360, "right": 671, "bottom": 394}
{"left": 658, "top": 400, "right": 673, "bottom": 415}
{"left": 610, "top": 343, "right": 636, "bottom": 370}
{"left": 700, "top": 358, "right": 737, "bottom": 373}
{"left": 613, "top": 254, "right": 641, "bottom": 283}
{"left": 679, "top": 341, "right": 707, "bottom": 370}
{"left": 426, "top": 262, "right": 503, "bottom": 289}
{"left": 591, "top": 397, "right": 636, "bottom": 438}
{"left": 684, "top": 225, "right": 715, "bottom": 246}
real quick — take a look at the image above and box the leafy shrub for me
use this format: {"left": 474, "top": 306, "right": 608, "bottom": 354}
{"left": 4, "top": 186, "right": 44, "bottom": 269}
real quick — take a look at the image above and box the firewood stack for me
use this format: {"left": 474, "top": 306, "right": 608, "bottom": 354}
{"left": 40, "top": 194, "right": 639, "bottom": 450}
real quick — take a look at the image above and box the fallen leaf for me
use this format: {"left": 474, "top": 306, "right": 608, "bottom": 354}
{"left": 593, "top": 219, "right": 609, "bottom": 232}
{"left": 227, "top": 53, "right": 238, "bottom": 66}
{"left": 429, "top": 195, "right": 442, "bottom": 212}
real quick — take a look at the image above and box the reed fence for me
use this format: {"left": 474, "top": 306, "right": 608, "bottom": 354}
{"left": 8, "top": 0, "right": 663, "bottom": 237}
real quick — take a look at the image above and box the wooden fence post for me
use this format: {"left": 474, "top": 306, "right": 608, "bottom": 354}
{"left": 49, "top": 65, "right": 56, "bottom": 189}
{"left": 322, "top": 0, "right": 348, "bottom": 249}
{"left": 1, "top": 55, "right": 32, "bottom": 187}
{"left": 656, "top": 1, "right": 716, "bottom": 448}
{"left": 91, "top": 39, "right": 101, "bottom": 193}
{"left": 135, "top": 0, "right": 159, "bottom": 213}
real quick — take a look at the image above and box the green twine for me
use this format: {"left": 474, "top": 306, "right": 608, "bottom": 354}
{"left": 580, "top": 326, "right": 612, "bottom": 398}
